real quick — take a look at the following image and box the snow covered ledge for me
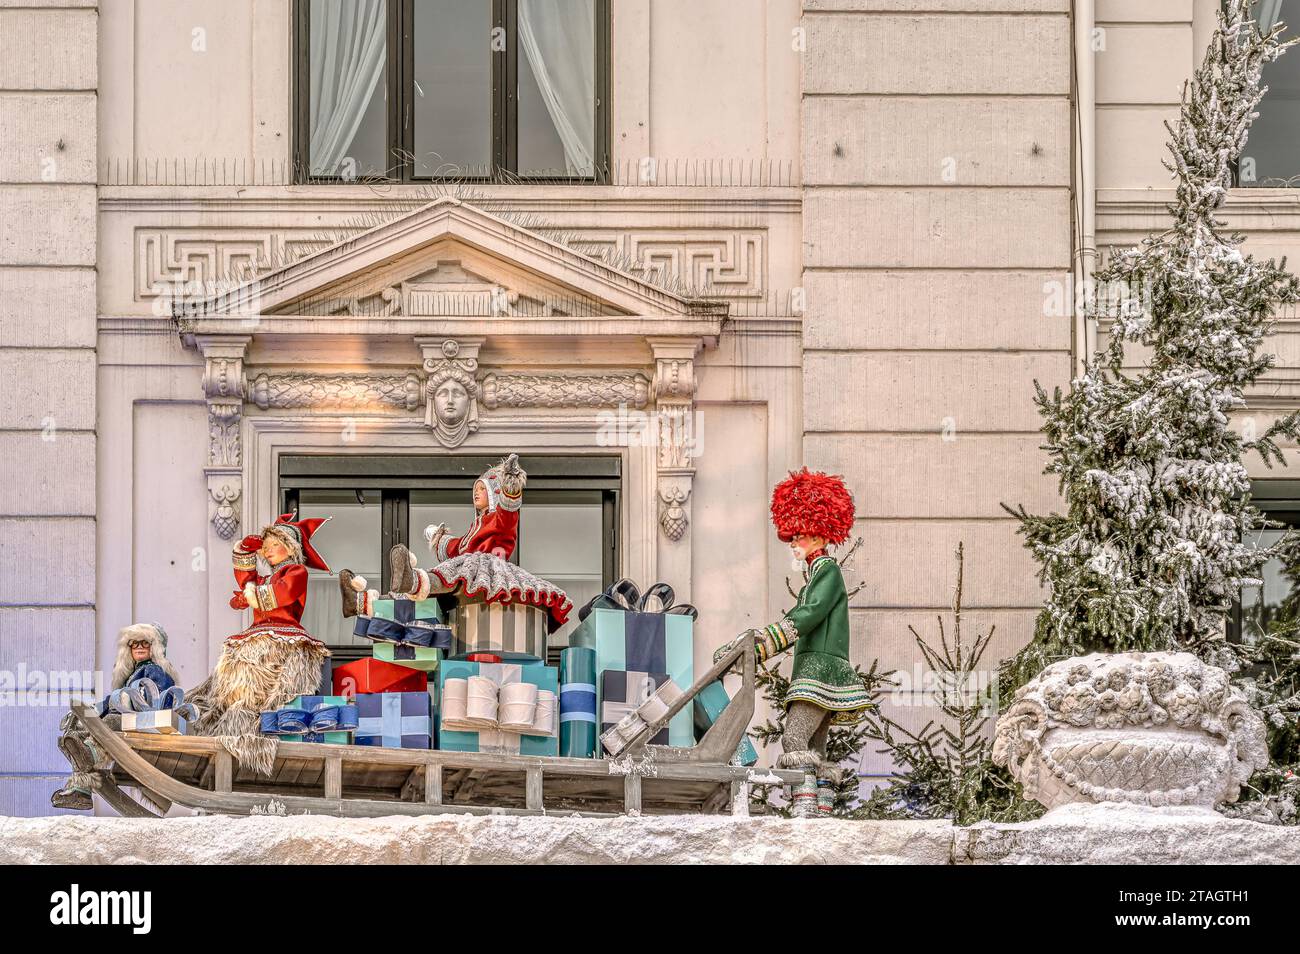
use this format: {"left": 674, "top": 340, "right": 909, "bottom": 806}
{"left": 1, "top": 807, "right": 1296, "bottom": 864}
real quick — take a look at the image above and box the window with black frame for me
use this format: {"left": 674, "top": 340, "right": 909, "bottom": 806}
{"left": 295, "top": 0, "right": 610, "bottom": 182}
{"left": 281, "top": 455, "right": 619, "bottom": 661}
{"left": 1236, "top": 1, "right": 1300, "bottom": 186}
{"left": 1233, "top": 480, "right": 1300, "bottom": 643}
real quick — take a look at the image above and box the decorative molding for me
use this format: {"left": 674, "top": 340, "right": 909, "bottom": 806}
{"left": 247, "top": 372, "right": 422, "bottom": 412}
{"left": 209, "top": 482, "right": 241, "bottom": 541}
{"left": 418, "top": 338, "right": 483, "bottom": 449}
{"left": 135, "top": 228, "right": 341, "bottom": 301}
{"left": 479, "top": 372, "right": 651, "bottom": 409}
{"left": 658, "top": 484, "right": 690, "bottom": 542}
{"left": 566, "top": 228, "right": 767, "bottom": 298}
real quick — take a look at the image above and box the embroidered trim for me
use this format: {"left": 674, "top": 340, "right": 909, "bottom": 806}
{"left": 777, "top": 616, "right": 798, "bottom": 644}
{"left": 254, "top": 583, "right": 278, "bottom": 612}
{"left": 232, "top": 549, "right": 258, "bottom": 571}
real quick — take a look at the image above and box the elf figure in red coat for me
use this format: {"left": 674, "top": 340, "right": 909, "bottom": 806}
{"left": 339, "top": 454, "right": 571, "bottom": 632}
{"left": 186, "top": 512, "right": 332, "bottom": 774}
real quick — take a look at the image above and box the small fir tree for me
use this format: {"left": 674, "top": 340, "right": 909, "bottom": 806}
{"left": 856, "top": 545, "right": 1042, "bottom": 825}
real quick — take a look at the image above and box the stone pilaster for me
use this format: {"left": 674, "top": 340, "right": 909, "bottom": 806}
{"left": 649, "top": 337, "right": 701, "bottom": 600}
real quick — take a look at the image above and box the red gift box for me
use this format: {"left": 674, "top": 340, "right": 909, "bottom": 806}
{"left": 332, "top": 657, "right": 427, "bottom": 698}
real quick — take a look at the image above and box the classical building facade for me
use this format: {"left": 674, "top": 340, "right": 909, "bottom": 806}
{"left": 4, "top": 0, "right": 1298, "bottom": 816}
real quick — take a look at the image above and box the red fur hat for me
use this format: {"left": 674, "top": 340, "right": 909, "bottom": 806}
{"left": 770, "top": 468, "right": 855, "bottom": 545}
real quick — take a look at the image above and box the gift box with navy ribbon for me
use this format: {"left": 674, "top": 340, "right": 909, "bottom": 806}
{"left": 372, "top": 641, "right": 444, "bottom": 673}
{"left": 353, "top": 596, "right": 452, "bottom": 648}
{"left": 355, "top": 691, "right": 433, "bottom": 749}
{"left": 599, "top": 670, "right": 671, "bottom": 746}
{"left": 437, "top": 660, "right": 558, "bottom": 756}
{"left": 693, "top": 681, "right": 759, "bottom": 766}
{"left": 570, "top": 579, "right": 696, "bottom": 748}
{"left": 112, "top": 679, "right": 197, "bottom": 736}
{"left": 259, "top": 694, "right": 358, "bottom": 744}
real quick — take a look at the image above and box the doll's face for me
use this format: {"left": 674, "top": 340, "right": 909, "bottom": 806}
{"left": 790, "top": 533, "right": 827, "bottom": 560}
{"left": 128, "top": 640, "right": 152, "bottom": 662}
{"left": 472, "top": 480, "right": 488, "bottom": 511}
{"left": 261, "top": 534, "right": 291, "bottom": 565}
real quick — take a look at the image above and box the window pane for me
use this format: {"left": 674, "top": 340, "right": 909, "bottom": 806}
{"left": 517, "top": 0, "right": 596, "bottom": 177}
{"left": 414, "top": 0, "right": 492, "bottom": 176}
{"left": 309, "top": 0, "right": 388, "bottom": 178}
{"left": 298, "top": 489, "right": 383, "bottom": 647}
{"left": 1242, "top": 2, "right": 1300, "bottom": 186}
{"left": 518, "top": 499, "right": 604, "bottom": 645}
{"left": 409, "top": 492, "right": 477, "bottom": 557}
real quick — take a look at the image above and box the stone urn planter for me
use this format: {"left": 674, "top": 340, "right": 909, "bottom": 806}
{"left": 993, "top": 652, "right": 1268, "bottom": 811}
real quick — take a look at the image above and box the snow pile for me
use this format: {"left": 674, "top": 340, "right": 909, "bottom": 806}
{"left": 2, "top": 807, "right": 1296, "bottom": 864}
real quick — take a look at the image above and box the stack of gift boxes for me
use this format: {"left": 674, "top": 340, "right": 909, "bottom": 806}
{"left": 259, "top": 581, "right": 756, "bottom": 765}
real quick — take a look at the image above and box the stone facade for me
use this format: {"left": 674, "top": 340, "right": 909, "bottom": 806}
{"left": 3, "top": 0, "right": 1299, "bottom": 818}
{"left": 0, "top": 0, "right": 99, "bottom": 816}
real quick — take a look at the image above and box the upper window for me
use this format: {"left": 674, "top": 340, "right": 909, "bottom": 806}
{"left": 1237, "top": 1, "right": 1300, "bottom": 187}
{"left": 295, "top": 0, "right": 610, "bottom": 183}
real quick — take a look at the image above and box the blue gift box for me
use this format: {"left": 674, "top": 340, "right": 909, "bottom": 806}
{"left": 569, "top": 607, "right": 694, "bottom": 748}
{"left": 694, "top": 681, "right": 758, "bottom": 766}
{"left": 355, "top": 691, "right": 433, "bottom": 749}
{"left": 259, "top": 695, "right": 357, "bottom": 744}
{"left": 437, "top": 660, "right": 559, "bottom": 756}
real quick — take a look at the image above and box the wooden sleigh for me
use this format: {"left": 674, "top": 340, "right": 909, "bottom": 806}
{"left": 66, "top": 640, "right": 802, "bottom": 818}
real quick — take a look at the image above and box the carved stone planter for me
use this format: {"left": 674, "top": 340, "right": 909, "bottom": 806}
{"left": 993, "top": 652, "right": 1268, "bottom": 811}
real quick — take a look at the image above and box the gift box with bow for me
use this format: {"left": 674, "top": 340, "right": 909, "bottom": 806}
{"left": 332, "top": 657, "right": 427, "bottom": 698}
{"left": 570, "top": 579, "right": 696, "bottom": 748}
{"left": 112, "top": 678, "right": 197, "bottom": 736}
{"left": 353, "top": 596, "right": 452, "bottom": 649}
{"left": 355, "top": 691, "right": 433, "bottom": 749}
{"left": 437, "top": 660, "right": 559, "bottom": 756}
{"left": 259, "top": 695, "right": 359, "bottom": 744}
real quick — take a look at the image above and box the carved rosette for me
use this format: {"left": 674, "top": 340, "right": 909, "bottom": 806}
{"left": 992, "top": 652, "right": 1269, "bottom": 811}
{"left": 247, "top": 372, "right": 422, "bottom": 411}
{"left": 479, "top": 372, "right": 650, "bottom": 409}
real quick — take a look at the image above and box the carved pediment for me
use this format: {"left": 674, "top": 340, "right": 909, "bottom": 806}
{"left": 175, "top": 198, "right": 727, "bottom": 336}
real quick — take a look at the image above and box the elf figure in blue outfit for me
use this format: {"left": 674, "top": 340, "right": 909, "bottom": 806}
{"left": 51, "top": 622, "right": 180, "bottom": 810}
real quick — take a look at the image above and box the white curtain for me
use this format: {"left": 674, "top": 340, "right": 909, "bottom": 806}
{"left": 309, "top": 0, "right": 386, "bottom": 176}
{"left": 1255, "top": 0, "right": 1286, "bottom": 33}
{"left": 517, "top": 0, "right": 595, "bottom": 175}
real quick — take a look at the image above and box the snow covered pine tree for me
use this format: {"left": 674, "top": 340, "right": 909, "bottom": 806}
{"left": 1004, "top": 0, "right": 1299, "bottom": 822}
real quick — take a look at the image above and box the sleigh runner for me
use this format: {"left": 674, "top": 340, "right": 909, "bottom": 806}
{"left": 65, "top": 640, "right": 802, "bottom": 817}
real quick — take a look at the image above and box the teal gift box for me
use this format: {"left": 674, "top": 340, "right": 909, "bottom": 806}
{"left": 372, "top": 642, "right": 443, "bottom": 672}
{"left": 694, "top": 681, "right": 758, "bottom": 766}
{"left": 569, "top": 607, "right": 694, "bottom": 749}
{"left": 279, "top": 694, "right": 353, "bottom": 744}
{"left": 437, "top": 660, "right": 558, "bottom": 756}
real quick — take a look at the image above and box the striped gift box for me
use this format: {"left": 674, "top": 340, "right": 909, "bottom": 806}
{"left": 447, "top": 600, "right": 548, "bottom": 662}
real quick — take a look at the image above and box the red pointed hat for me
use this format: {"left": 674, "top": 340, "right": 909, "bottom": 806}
{"left": 770, "top": 468, "right": 855, "bottom": 545}
{"left": 264, "top": 512, "right": 332, "bottom": 572}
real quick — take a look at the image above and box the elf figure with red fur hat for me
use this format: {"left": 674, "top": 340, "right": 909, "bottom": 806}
{"left": 185, "top": 512, "right": 333, "bottom": 775}
{"left": 728, "top": 468, "right": 871, "bottom": 780}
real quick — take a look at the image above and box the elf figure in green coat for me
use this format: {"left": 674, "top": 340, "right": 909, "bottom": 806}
{"left": 729, "top": 468, "right": 871, "bottom": 780}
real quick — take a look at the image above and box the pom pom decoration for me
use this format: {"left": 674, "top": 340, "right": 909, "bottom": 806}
{"left": 770, "top": 468, "right": 855, "bottom": 545}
